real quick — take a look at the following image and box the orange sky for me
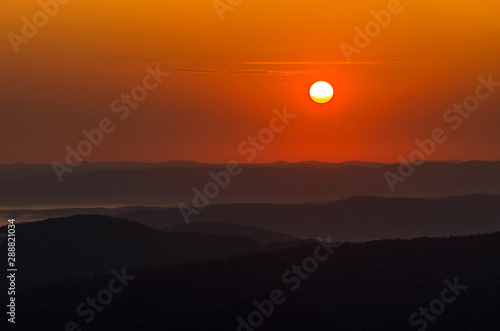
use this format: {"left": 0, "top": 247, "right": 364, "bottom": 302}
{"left": 1, "top": 0, "right": 500, "bottom": 164}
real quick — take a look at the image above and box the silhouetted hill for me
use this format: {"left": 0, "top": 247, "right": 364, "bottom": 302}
{"left": 12, "top": 233, "right": 500, "bottom": 330}
{"left": 6, "top": 194, "right": 498, "bottom": 241}
{"left": 117, "top": 194, "right": 500, "bottom": 241}
{"left": 2, "top": 215, "right": 271, "bottom": 288}
{"left": 0, "top": 205, "right": 157, "bottom": 225}
{"left": 1, "top": 161, "right": 500, "bottom": 207}
{"left": 165, "top": 222, "right": 297, "bottom": 244}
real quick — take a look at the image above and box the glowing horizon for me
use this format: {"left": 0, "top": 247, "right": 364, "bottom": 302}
{"left": 1, "top": 0, "right": 500, "bottom": 164}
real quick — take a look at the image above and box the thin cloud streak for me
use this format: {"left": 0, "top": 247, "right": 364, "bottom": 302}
{"left": 166, "top": 68, "right": 315, "bottom": 76}
{"left": 103, "top": 66, "right": 316, "bottom": 75}
{"left": 243, "top": 61, "right": 412, "bottom": 65}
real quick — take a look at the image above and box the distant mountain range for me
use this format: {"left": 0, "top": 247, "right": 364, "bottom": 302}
{"left": 1, "top": 160, "right": 500, "bottom": 208}
{"left": 4, "top": 194, "right": 500, "bottom": 242}
{"left": 0, "top": 160, "right": 387, "bottom": 183}
{"left": 116, "top": 194, "right": 500, "bottom": 241}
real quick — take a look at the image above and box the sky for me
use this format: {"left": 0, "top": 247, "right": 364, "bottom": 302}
{"left": 1, "top": 0, "right": 500, "bottom": 164}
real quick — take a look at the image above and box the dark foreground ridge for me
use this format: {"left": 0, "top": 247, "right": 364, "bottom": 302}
{"left": 9, "top": 232, "right": 500, "bottom": 330}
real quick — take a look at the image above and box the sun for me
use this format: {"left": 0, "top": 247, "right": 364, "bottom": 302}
{"left": 310, "top": 81, "right": 334, "bottom": 104}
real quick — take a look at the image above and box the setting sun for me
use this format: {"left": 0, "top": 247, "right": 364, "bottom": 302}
{"left": 309, "top": 81, "right": 334, "bottom": 104}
